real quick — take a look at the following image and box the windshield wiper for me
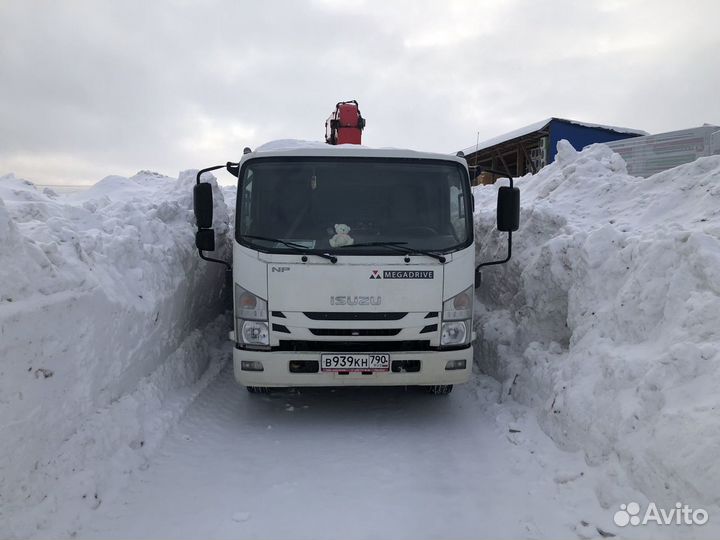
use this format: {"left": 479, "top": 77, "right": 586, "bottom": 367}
{"left": 241, "top": 235, "right": 337, "bottom": 263}
{"left": 341, "top": 241, "right": 446, "bottom": 263}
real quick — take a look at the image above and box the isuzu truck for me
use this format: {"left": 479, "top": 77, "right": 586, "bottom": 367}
{"left": 192, "top": 102, "right": 518, "bottom": 394}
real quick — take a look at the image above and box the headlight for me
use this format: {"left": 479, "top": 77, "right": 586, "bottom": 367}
{"left": 241, "top": 320, "right": 269, "bottom": 346}
{"left": 441, "top": 321, "right": 469, "bottom": 346}
{"left": 443, "top": 285, "right": 473, "bottom": 321}
{"left": 235, "top": 284, "right": 268, "bottom": 320}
{"left": 441, "top": 286, "right": 473, "bottom": 346}
{"left": 234, "top": 285, "right": 270, "bottom": 348}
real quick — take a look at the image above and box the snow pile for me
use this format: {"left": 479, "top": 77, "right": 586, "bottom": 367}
{"left": 0, "top": 171, "right": 232, "bottom": 538}
{"left": 473, "top": 141, "right": 720, "bottom": 510}
{"left": 222, "top": 184, "right": 237, "bottom": 225}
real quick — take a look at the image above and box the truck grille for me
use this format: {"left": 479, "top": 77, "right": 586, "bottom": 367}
{"left": 303, "top": 312, "right": 408, "bottom": 321}
{"left": 309, "top": 328, "right": 401, "bottom": 337}
{"left": 276, "top": 340, "right": 432, "bottom": 352}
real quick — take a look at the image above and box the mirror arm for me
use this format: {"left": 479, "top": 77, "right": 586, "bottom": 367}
{"left": 196, "top": 163, "right": 235, "bottom": 185}
{"left": 474, "top": 231, "right": 512, "bottom": 289}
{"left": 469, "top": 166, "right": 515, "bottom": 188}
{"left": 199, "top": 251, "right": 233, "bottom": 303}
{"left": 199, "top": 250, "right": 232, "bottom": 271}
{"left": 476, "top": 231, "right": 512, "bottom": 271}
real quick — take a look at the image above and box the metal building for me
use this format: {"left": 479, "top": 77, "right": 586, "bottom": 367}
{"left": 459, "top": 117, "right": 646, "bottom": 184}
{"left": 605, "top": 124, "right": 720, "bottom": 177}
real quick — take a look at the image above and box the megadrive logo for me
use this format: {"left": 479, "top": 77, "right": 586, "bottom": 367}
{"left": 368, "top": 269, "right": 434, "bottom": 279}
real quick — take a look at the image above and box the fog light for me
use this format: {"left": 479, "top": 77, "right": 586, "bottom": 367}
{"left": 241, "top": 360, "right": 264, "bottom": 372}
{"left": 289, "top": 360, "right": 319, "bottom": 373}
{"left": 445, "top": 359, "right": 466, "bottom": 370}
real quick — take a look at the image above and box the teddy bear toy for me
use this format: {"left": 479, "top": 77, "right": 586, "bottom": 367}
{"left": 329, "top": 223, "right": 354, "bottom": 247}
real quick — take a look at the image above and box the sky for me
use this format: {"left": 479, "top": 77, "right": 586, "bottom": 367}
{"left": 1, "top": 0, "right": 719, "bottom": 186}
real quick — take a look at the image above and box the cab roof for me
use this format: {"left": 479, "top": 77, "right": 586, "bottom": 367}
{"left": 240, "top": 139, "right": 467, "bottom": 166}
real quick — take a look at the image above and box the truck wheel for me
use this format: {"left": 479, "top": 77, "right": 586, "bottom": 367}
{"left": 246, "top": 386, "right": 270, "bottom": 394}
{"left": 428, "top": 384, "right": 453, "bottom": 395}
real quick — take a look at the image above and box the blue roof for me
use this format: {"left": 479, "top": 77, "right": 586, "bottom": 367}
{"left": 460, "top": 117, "right": 648, "bottom": 155}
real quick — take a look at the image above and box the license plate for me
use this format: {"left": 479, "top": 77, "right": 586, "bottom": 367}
{"left": 320, "top": 353, "right": 390, "bottom": 372}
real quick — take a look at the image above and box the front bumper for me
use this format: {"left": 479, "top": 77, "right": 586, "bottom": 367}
{"left": 233, "top": 346, "right": 472, "bottom": 387}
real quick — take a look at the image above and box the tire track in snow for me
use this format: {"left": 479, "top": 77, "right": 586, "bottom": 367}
{"left": 74, "top": 364, "right": 627, "bottom": 540}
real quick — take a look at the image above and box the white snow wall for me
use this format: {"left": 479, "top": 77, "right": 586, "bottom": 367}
{"left": 472, "top": 142, "right": 720, "bottom": 509}
{"left": 0, "top": 171, "right": 231, "bottom": 533}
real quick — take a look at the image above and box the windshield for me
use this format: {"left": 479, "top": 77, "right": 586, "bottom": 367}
{"left": 236, "top": 157, "right": 472, "bottom": 254}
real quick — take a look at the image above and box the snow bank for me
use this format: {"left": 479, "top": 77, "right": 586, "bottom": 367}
{"left": 0, "top": 171, "right": 232, "bottom": 538}
{"left": 472, "top": 141, "right": 720, "bottom": 510}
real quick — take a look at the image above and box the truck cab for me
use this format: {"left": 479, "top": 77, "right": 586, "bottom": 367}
{"left": 229, "top": 142, "right": 475, "bottom": 393}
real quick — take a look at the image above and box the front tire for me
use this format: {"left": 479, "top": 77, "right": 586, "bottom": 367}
{"left": 427, "top": 384, "right": 453, "bottom": 395}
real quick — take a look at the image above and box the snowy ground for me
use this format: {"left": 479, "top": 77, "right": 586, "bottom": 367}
{"left": 2, "top": 143, "right": 720, "bottom": 539}
{"left": 61, "top": 361, "right": 619, "bottom": 540}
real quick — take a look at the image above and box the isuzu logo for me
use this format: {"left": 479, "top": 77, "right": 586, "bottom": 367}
{"left": 330, "top": 296, "right": 382, "bottom": 306}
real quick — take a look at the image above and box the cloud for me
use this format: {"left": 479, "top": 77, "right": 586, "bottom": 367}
{"left": 0, "top": 0, "right": 718, "bottom": 185}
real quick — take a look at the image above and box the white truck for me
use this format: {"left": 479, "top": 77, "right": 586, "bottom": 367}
{"left": 192, "top": 104, "right": 518, "bottom": 395}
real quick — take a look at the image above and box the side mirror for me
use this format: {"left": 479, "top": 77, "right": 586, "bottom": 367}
{"left": 195, "top": 228, "right": 215, "bottom": 251}
{"left": 474, "top": 268, "right": 482, "bottom": 289}
{"left": 193, "top": 183, "right": 214, "bottom": 229}
{"left": 497, "top": 186, "right": 520, "bottom": 232}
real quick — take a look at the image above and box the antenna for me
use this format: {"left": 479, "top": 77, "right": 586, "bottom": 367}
{"left": 473, "top": 131, "right": 480, "bottom": 183}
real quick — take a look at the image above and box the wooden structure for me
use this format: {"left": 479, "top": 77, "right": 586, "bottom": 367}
{"left": 460, "top": 118, "right": 646, "bottom": 184}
